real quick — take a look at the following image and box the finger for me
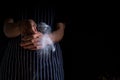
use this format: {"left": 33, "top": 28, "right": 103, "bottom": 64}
{"left": 20, "top": 38, "right": 41, "bottom": 47}
{"left": 22, "top": 32, "right": 43, "bottom": 41}
{"left": 20, "top": 41, "right": 32, "bottom": 47}
{"left": 23, "top": 44, "right": 35, "bottom": 49}
{"left": 24, "top": 45, "right": 43, "bottom": 50}
{"left": 23, "top": 41, "right": 42, "bottom": 49}
{"left": 30, "top": 46, "right": 43, "bottom": 50}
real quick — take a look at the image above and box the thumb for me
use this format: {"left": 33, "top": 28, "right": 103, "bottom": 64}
{"left": 28, "top": 19, "right": 38, "bottom": 34}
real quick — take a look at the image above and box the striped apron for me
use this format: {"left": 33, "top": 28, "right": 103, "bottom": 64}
{"left": 0, "top": 8, "right": 64, "bottom": 80}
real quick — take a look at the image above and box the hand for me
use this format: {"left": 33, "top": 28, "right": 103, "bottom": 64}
{"left": 20, "top": 32, "right": 55, "bottom": 50}
{"left": 18, "top": 19, "right": 37, "bottom": 35}
{"left": 19, "top": 19, "right": 43, "bottom": 50}
{"left": 20, "top": 32, "right": 44, "bottom": 50}
{"left": 20, "top": 19, "right": 55, "bottom": 50}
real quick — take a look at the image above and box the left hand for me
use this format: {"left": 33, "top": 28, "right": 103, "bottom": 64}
{"left": 20, "top": 32, "right": 44, "bottom": 50}
{"left": 20, "top": 19, "right": 44, "bottom": 50}
{"left": 20, "top": 32, "right": 54, "bottom": 50}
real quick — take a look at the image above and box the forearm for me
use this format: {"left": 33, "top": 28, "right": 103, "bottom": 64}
{"left": 3, "top": 19, "right": 20, "bottom": 38}
{"left": 49, "top": 22, "right": 65, "bottom": 43}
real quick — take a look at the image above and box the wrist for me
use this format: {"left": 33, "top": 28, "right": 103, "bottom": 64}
{"left": 15, "top": 22, "right": 22, "bottom": 34}
{"left": 48, "top": 33, "right": 56, "bottom": 43}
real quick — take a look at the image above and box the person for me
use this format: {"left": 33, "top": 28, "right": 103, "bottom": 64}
{"left": 0, "top": 7, "right": 65, "bottom": 80}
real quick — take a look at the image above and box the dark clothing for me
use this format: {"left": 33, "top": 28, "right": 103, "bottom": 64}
{"left": 0, "top": 8, "right": 64, "bottom": 80}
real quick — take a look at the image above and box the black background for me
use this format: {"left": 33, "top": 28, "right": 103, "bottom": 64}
{"left": 0, "top": 1, "right": 118, "bottom": 80}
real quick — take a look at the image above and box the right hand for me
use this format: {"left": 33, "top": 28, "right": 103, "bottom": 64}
{"left": 18, "top": 19, "right": 38, "bottom": 35}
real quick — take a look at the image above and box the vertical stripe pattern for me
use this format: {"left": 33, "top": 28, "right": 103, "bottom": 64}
{"left": 0, "top": 8, "right": 64, "bottom": 80}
